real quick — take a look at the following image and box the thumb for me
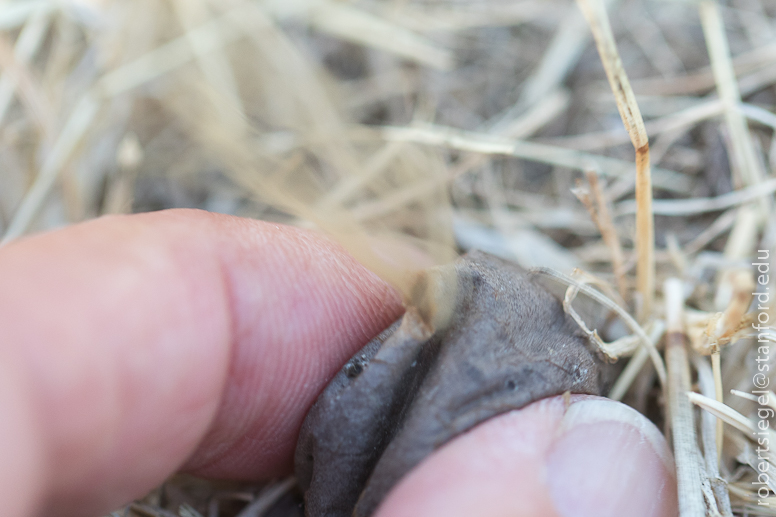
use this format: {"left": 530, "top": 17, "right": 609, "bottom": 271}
{"left": 374, "top": 395, "right": 678, "bottom": 517}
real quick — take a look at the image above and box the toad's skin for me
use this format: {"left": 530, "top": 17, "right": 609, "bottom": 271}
{"left": 295, "top": 251, "right": 613, "bottom": 517}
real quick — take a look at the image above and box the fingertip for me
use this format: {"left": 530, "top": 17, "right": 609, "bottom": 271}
{"left": 0, "top": 209, "right": 402, "bottom": 516}
{"left": 375, "top": 396, "right": 678, "bottom": 517}
{"left": 179, "top": 213, "right": 403, "bottom": 478}
{"left": 1, "top": 209, "right": 237, "bottom": 514}
{"left": 546, "top": 399, "right": 678, "bottom": 517}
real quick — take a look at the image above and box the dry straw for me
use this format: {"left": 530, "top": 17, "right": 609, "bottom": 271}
{"left": 576, "top": 0, "right": 654, "bottom": 321}
{"left": 665, "top": 277, "right": 705, "bottom": 517}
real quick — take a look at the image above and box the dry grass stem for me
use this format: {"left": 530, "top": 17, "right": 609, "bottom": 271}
{"left": 487, "top": 0, "right": 618, "bottom": 129}
{"left": 0, "top": 5, "right": 50, "bottom": 126}
{"left": 379, "top": 124, "right": 690, "bottom": 192}
{"left": 576, "top": 0, "right": 654, "bottom": 320}
{"left": 546, "top": 98, "right": 724, "bottom": 152}
{"left": 576, "top": 170, "right": 628, "bottom": 299}
{"left": 693, "top": 355, "right": 734, "bottom": 516}
{"left": 617, "top": 177, "right": 776, "bottom": 216}
{"left": 700, "top": 0, "right": 768, "bottom": 202}
{"left": 711, "top": 350, "right": 723, "bottom": 462}
{"left": 608, "top": 321, "right": 665, "bottom": 401}
{"left": 264, "top": 0, "right": 455, "bottom": 70}
{"left": 664, "top": 277, "right": 705, "bottom": 517}
{"left": 534, "top": 267, "right": 666, "bottom": 385}
{"left": 1, "top": 94, "right": 99, "bottom": 244}
{"left": 235, "top": 478, "right": 296, "bottom": 517}
{"left": 689, "top": 393, "right": 765, "bottom": 443}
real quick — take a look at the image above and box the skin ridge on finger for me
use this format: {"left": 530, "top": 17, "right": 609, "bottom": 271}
{"left": 0, "top": 209, "right": 402, "bottom": 516}
{"left": 0, "top": 210, "right": 238, "bottom": 514}
{"left": 164, "top": 212, "right": 404, "bottom": 477}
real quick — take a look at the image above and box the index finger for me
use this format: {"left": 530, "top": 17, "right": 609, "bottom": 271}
{"left": 0, "top": 209, "right": 401, "bottom": 517}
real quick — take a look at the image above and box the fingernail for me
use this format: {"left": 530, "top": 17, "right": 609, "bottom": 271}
{"left": 546, "top": 399, "right": 677, "bottom": 517}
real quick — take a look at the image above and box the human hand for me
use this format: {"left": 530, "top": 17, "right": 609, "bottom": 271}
{"left": 0, "top": 209, "right": 678, "bottom": 517}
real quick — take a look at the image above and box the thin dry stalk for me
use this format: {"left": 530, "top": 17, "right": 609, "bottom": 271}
{"left": 664, "top": 277, "right": 705, "bottom": 517}
{"left": 689, "top": 393, "right": 776, "bottom": 455}
{"left": 393, "top": 90, "right": 571, "bottom": 216}
{"left": 616, "top": 176, "right": 776, "bottom": 216}
{"left": 378, "top": 124, "right": 690, "bottom": 193}
{"left": 711, "top": 350, "right": 723, "bottom": 461}
{"left": 699, "top": 4, "right": 771, "bottom": 369}
{"left": 0, "top": 30, "right": 52, "bottom": 133}
{"left": 741, "top": 102, "right": 776, "bottom": 130}
{"left": 1, "top": 5, "right": 252, "bottom": 244}
{"left": 694, "top": 356, "right": 734, "bottom": 516}
{"left": 723, "top": 206, "right": 760, "bottom": 265}
{"left": 373, "top": 1, "right": 550, "bottom": 32}
{"left": 586, "top": 169, "right": 628, "bottom": 300}
{"left": 103, "top": 133, "right": 144, "bottom": 214}
{"left": 265, "top": 0, "right": 455, "bottom": 70}
{"left": 235, "top": 478, "right": 296, "bottom": 517}
{"left": 731, "top": 389, "right": 776, "bottom": 412}
{"left": 0, "top": 4, "right": 50, "bottom": 126}
{"left": 98, "top": 6, "right": 246, "bottom": 97}
{"left": 317, "top": 142, "right": 404, "bottom": 209}
{"left": 684, "top": 209, "right": 738, "bottom": 256}
{"left": 609, "top": 321, "right": 665, "bottom": 401}
{"left": 708, "top": 269, "right": 755, "bottom": 460}
{"left": 534, "top": 267, "right": 667, "bottom": 386}
{"left": 576, "top": 0, "right": 654, "bottom": 320}
{"left": 487, "top": 0, "right": 618, "bottom": 129}
{"left": 630, "top": 39, "right": 776, "bottom": 96}
{"left": 545, "top": 98, "right": 723, "bottom": 152}
{"left": 699, "top": 0, "right": 768, "bottom": 201}
{"left": 1, "top": 93, "right": 100, "bottom": 244}
{"left": 173, "top": 0, "right": 244, "bottom": 113}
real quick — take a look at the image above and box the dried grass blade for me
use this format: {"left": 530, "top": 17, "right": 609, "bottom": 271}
{"left": 0, "top": 1, "right": 51, "bottom": 30}
{"left": 0, "top": 4, "right": 50, "bottom": 126}
{"left": 532, "top": 267, "right": 667, "bottom": 386}
{"left": 694, "top": 356, "right": 733, "bottom": 516}
{"left": 586, "top": 170, "right": 627, "bottom": 299}
{"left": 699, "top": 0, "right": 768, "bottom": 201}
{"left": 378, "top": 124, "right": 691, "bottom": 193}
{"left": 173, "top": 0, "right": 243, "bottom": 112}
{"left": 1, "top": 94, "right": 100, "bottom": 244}
{"left": 236, "top": 478, "right": 296, "bottom": 517}
{"left": 264, "top": 0, "right": 454, "bottom": 70}
{"left": 486, "top": 2, "right": 612, "bottom": 129}
{"left": 547, "top": 98, "right": 723, "bottom": 152}
{"left": 617, "top": 177, "right": 776, "bottom": 216}
{"left": 664, "top": 278, "right": 706, "bottom": 517}
{"left": 99, "top": 6, "right": 248, "bottom": 97}
{"left": 688, "top": 392, "right": 756, "bottom": 436}
{"left": 609, "top": 321, "right": 665, "bottom": 401}
{"left": 577, "top": 0, "right": 654, "bottom": 319}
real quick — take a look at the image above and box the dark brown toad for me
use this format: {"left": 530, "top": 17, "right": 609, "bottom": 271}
{"left": 295, "top": 250, "right": 613, "bottom": 517}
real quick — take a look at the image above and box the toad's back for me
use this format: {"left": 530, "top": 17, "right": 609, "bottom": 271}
{"left": 295, "top": 250, "right": 612, "bottom": 517}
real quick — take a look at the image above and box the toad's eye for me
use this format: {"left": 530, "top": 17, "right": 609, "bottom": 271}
{"left": 344, "top": 360, "right": 363, "bottom": 378}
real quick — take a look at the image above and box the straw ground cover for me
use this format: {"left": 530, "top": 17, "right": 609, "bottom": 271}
{"left": 1, "top": 0, "right": 775, "bottom": 515}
